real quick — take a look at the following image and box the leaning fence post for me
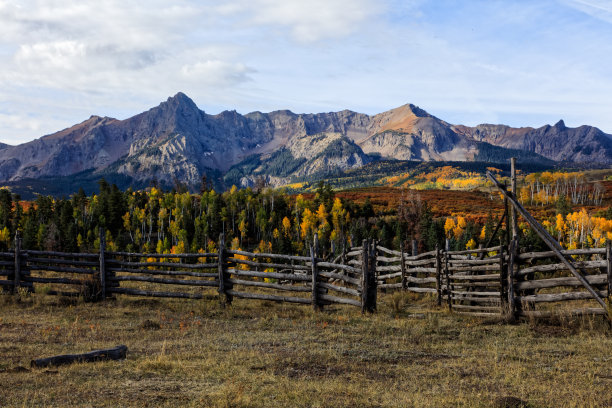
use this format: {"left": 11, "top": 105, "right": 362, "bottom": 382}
{"left": 217, "top": 233, "right": 231, "bottom": 306}
{"left": 98, "top": 228, "right": 106, "bottom": 300}
{"left": 14, "top": 231, "right": 21, "bottom": 293}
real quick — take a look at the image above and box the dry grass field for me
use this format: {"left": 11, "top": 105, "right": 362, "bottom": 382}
{"left": 0, "top": 292, "right": 610, "bottom": 407}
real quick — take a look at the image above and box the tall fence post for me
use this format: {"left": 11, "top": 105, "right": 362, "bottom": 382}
{"left": 607, "top": 240, "right": 611, "bottom": 306}
{"left": 13, "top": 231, "right": 21, "bottom": 293}
{"left": 445, "top": 238, "right": 452, "bottom": 311}
{"left": 361, "top": 239, "right": 370, "bottom": 313}
{"left": 310, "top": 247, "right": 320, "bottom": 311}
{"left": 99, "top": 227, "right": 106, "bottom": 300}
{"left": 311, "top": 233, "right": 321, "bottom": 311}
{"left": 510, "top": 157, "right": 519, "bottom": 242}
{"left": 499, "top": 241, "right": 507, "bottom": 312}
{"left": 369, "top": 240, "right": 378, "bottom": 311}
{"left": 217, "top": 233, "right": 232, "bottom": 306}
{"left": 400, "top": 241, "right": 407, "bottom": 291}
{"left": 435, "top": 244, "right": 441, "bottom": 306}
{"left": 507, "top": 238, "right": 517, "bottom": 322}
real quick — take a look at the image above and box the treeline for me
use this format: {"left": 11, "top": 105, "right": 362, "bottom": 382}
{"left": 0, "top": 181, "right": 454, "bottom": 256}
{"left": 1, "top": 178, "right": 608, "bottom": 257}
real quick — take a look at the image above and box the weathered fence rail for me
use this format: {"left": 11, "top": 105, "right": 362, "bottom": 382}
{"left": 370, "top": 238, "right": 612, "bottom": 320}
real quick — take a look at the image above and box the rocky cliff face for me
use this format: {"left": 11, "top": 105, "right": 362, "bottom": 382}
{"left": 0, "top": 92, "right": 609, "bottom": 190}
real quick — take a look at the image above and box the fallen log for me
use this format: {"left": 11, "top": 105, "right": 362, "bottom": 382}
{"left": 31, "top": 345, "right": 128, "bottom": 368}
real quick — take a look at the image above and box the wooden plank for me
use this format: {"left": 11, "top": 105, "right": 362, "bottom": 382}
{"left": 106, "top": 260, "right": 218, "bottom": 269}
{"left": 227, "top": 269, "right": 311, "bottom": 282}
{"left": 225, "top": 289, "right": 311, "bottom": 304}
{"left": 378, "top": 271, "right": 402, "bottom": 280}
{"left": 517, "top": 261, "right": 606, "bottom": 277}
{"left": 27, "top": 258, "right": 99, "bottom": 267}
{"left": 377, "top": 255, "right": 402, "bottom": 263}
{"left": 25, "top": 250, "right": 99, "bottom": 259}
{"left": 451, "top": 295, "right": 501, "bottom": 303}
{"left": 319, "top": 294, "right": 361, "bottom": 307}
{"left": 27, "top": 265, "right": 96, "bottom": 275}
{"left": 228, "top": 258, "right": 310, "bottom": 271}
{"left": 106, "top": 251, "right": 208, "bottom": 259}
{"left": 109, "top": 275, "right": 218, "bottom": 287}
{"left": 447, "top": 257, "right": 501, "bottom": 265}
{"left": 518, "top": 248, "right": 606, "bottom": 261}
{"left": 318, "top": 271, "right": 361, "bottom": 287}
{"left": 316, "top": 262, "right": 361, "bottom": 274}
{"left": 450, "top": 290, "right": 500, "bottom": 297}
{"left": 515, "top": 274, "right": 607, "bottom": 290}
{"left": 109, "top": 287, "right": 205, "bottom": 299}
{"left": 22, "top": 276, "right": 86, "bottom": 285}
{"left": 406, "top": 287, "right": 437, "bottom": 294}
{"left": 608, "top": 241, "right": 612, "bottom": 304}
{"left": 518, "top": 308, "right": 608, "bottom": 318}
{"left": 517, "top": 290, "right": 608, "bottom": 303}
{"left": 107, "top": 267, "right": 217, "bottom": 278}
{"left": 0, "top": 279, "right": 16, "bottom": 286}
{"left": 318, "top": 282, "right": 360, "bottom": 297}
{"left": 228, "top": 278, "right": 311, "bottom": 292}
{"left": 227, "top": 249, "right": 311, "bottom": 262}
{"left": 379, "top": 282, "right": 403, "bottom": 289}
{"left": 31, "top": 345, "right": 127, "bottom": 368}
{"left": 446, "top": 246, "right": 502, "bottom": 256}
{"left": 447, "top": 273, "right": 500, "bottom": 281}
{"left": 454, "top": 311, "right": 502, "bottom": 317}
{"left": 451, "top": 304, "right": 501, "bottom": 312}
{"left": 376, "top": 265, "right": 402, "bottom": 272}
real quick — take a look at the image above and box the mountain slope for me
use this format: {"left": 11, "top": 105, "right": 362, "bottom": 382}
{"left": 0, "top": 92, "right": 609, "bottom": 193}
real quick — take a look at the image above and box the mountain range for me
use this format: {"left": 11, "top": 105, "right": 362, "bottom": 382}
{"left": 0, "top": 92, "right": 611, "bottom": 194}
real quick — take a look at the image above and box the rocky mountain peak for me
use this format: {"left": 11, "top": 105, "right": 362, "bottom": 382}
{"left": 554, "top": 119, "right": 566, "bottom": 130}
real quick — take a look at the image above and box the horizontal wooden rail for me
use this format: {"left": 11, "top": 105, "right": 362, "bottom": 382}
{"left": 109, "top": 276, "right": 218, "bottom": 287}
{"left": 228, "top": 278, "right": 311, "bottom": 292}
{"left": 227, "top": 269, "right": 310, "bottom": 282}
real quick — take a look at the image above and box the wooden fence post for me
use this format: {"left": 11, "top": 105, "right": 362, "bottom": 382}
{"left": 400, "top": 241, "right": 407, "bottom": 291}
{"left": 13, "top": 231, "right": 21, "bottom": 293}
{"left": 412, "top": 240, "right": 418, "bottom": 257}
{"left": 507, "top": 238, "right": 517, "bottom": 322}
{"left": 369, "top": 240, "right": 378, "bottom": 311}
{"left": 435, "top": 244, "right": 441, "bottom": 306}
{"left": 99, "top": 228, "right": 106, "bottom": 300}
{"left": 607, "top": 240, "right": 611, "bottom": 305}
{"left": 499, "top": 241, "right": 507, "bottom": 312}
{"left": 217, "top": 233, "right": 232, "bottom": 306}
{"left": 445, "top": 238, "right": 452, "bottom": 311}
{"left": 361, "top": 239, "right": 369, "bottom": 313}
{"left": 310, "top": 243, "right": 320, "bottom": 311}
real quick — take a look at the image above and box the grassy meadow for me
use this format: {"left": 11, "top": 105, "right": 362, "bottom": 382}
{"left": 0, "top": 291, "right": 610, "bottom": 407}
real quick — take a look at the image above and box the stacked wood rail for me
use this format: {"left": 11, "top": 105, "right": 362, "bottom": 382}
{"left": 513, "top": 247, "right": 610, "bottom": 318}
{"left": 367, "top": 240, "right": 612, "bottom": 320}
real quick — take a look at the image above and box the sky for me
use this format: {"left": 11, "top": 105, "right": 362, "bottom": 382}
{"left": 1, "top": 0, "right": 612, "bottom": 145}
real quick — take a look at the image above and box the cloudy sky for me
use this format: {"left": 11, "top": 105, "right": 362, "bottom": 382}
{"left": 1, "top": 0, "right": 612, "bottom": 145}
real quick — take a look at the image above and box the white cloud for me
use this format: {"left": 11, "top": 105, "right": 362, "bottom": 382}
{"left": 244, "top": 0, "right": 381, "bottom": 43}
{"left": 562, "top": 0, "right": 612, "bottom": 23}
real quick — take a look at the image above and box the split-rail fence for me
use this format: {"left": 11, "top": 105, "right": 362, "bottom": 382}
{"left": 1, "top": 230, "right": 610, "bottom": 320}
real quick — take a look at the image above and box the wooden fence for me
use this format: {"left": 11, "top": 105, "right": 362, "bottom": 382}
{"left": 2, "top": 232, "right": 374, "bottom": 312}
{"left": 2, "top": 230, "right": 611, "bottom": 320}
{"left": 372, "top": 239, "right": 611, "bottom": 320}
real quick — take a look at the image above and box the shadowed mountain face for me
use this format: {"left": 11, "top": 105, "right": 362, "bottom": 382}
{"left": 0, "top": 92, "right": 609, "bottom": 190}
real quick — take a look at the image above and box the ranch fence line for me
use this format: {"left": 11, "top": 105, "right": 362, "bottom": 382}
{"left": 1, "top": 228, "right": 611, "bottom": 320}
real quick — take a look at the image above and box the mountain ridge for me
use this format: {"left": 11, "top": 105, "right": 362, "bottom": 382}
{"left": 0, "top": 92, "right": 609, "bottom": 191}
